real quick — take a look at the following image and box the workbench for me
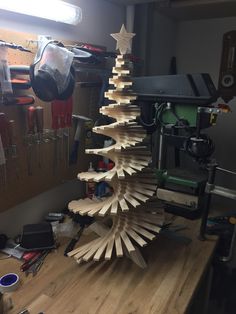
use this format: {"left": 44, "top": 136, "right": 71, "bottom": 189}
{"left": 0, "top": 218, "right": 217, "bottom": 314}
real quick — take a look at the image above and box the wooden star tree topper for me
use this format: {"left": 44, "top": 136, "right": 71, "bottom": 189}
{"left": 111, "top": 24, "right": 135, "bottom": 55}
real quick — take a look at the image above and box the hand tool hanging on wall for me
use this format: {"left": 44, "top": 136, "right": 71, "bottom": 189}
{"left": 8, "top": 119, "right": 19, "bottom": 179}
{"left": 51, "top": 97, "right": 73, "bottom": 172}
{"left": 0, "top": 113, "right": 10, "bottom": 186}
{"left": 0, "top": 135, "right": 6, "bottom": 187}
{"left": 3, "top": 95, "right": 35, "bottom": 106}
{"left": 9, "top": 65, "right": 30, "bottom": 75}
{"left": 9, "top": 66, "right": 31, "bottom": 90}
{"left": 0, "top": 47, "right": 12, "bottom": 96}
{"left": 0, "top": 113, "right": 10, "bottom": 156}
{"left": 0, "top": 115, "right": 20, "bottom": 182}
{"left": 71, "top": 44, "right": 116, "bottom": 66}
{"left": 69, "top": 115, "right": 93, "bottom": 165}
{"left": 11, "top": 79, "right": 31, "bottom": 90}
{"left": 35, "top": 106, "right": 44, "bottom": 169}
{"left": 74, "top": 44, "right": 117, "bottom": 59}
{"left": 0, "top": 40, "right": 31, "bottom": 53}
{"left": 72, "top": 48, "right": 101, "bottom": 65}
{"left": 26, "top": 106, "right": 36, "bottom": 176}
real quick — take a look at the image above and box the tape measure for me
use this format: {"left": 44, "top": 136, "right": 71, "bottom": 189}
{"left": 0, "top": 273, "right": 20, "bottom": 293}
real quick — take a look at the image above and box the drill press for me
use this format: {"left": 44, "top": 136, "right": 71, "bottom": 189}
{"left": 132, "top": 73, "right": 227, "bottom": 238}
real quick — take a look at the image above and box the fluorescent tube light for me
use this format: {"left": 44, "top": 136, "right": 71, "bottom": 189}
{"left": 0, "top": 0, "right": 82, "bottom": 25}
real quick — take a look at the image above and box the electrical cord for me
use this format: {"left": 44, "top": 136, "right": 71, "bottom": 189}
{"left": 139, "top": 102, "right": 166, "bottom": 128}
{"left": 139, "top": 115, "right": 156, "bottom": 127}
{"left": 140, "top": 101, "right": 190, "bottom": 130}
{"left": 154, "top": 102, "right": 189, "bottom": 129}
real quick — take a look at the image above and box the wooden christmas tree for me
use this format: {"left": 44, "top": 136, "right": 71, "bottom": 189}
{"left": 68, "top": 25, "right": 164, "bottom": 268}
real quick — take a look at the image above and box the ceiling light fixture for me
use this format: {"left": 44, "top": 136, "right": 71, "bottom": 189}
{"left": 0, "top": 0, "right": 82, "bottom": 25}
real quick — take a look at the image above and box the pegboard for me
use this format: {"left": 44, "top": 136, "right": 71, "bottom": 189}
{"left": 0, "top": 28, "right": 104, "bottom": 212}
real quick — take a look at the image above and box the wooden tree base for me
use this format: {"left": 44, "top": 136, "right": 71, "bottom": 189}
{"left": 68, "top": 208, "right": 164, "bottom": 268}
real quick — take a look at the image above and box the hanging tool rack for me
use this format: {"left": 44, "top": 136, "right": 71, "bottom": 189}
{"left": 0, "top": 28, "right": 104, "bottom": 212}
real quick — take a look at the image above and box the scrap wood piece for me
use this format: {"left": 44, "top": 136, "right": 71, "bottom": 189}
{"left": 131, "top": 225, "right": 156, "bottom": 241}
{"left": 120, "top": 230, "right": 136, "bottom": 253}
{"left": 105, "top": 236, "right": 115, "bottom": 260}
{"left": 115, "top": 233, "right": 123, "bottom": 257}
{"left": 125, "top": 228, "right": 147, "bottom": 247}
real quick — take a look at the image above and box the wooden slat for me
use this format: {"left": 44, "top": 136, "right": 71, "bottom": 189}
{"left": 115, "top": 233, "right": 123, "bottom": 257}
{"left": 105, "top": 237, "right": 115, "bottom": 260}
{"left": 120, "top": 230, "right": 136, "bottom": 253}
{"left": 131, "top": 225, "right": 156, "bottom": 241}
{"left": 125, "top": 228, "right": 147, "bottom": 247}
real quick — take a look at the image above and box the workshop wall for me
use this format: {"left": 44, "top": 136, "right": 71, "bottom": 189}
{"left": 175, "top": 17, "right": 236, "bottom": 210}
{"left": 0, "top": 180, "right": 84, "bottom": 237}
{"left": 176, "top": 17, "right": 236, "bottom": 186}
{"left": 0, "top": 0, "right": 125, "bottom": 51}
{"left": 0, "top": 0, "right": 125, "bottom": 236}
{"left": 134, "top": 3, "right": 177, "bottom": 76}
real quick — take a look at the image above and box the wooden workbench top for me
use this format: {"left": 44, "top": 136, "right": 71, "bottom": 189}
{"left": 0, "top": 218, "right": 217, "bottom": 314}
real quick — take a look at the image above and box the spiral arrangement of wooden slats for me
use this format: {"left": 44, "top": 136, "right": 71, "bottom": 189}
{"left": 68, "top": 54, "right": 164, "bottom": 267}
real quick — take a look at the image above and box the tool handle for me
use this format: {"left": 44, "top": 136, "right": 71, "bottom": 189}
{"left": 9, "top": 65, "right": 30, "bottom": 75}
{"left": 65, "top": 97, "right": 73, "bottom": 128}
{"left": 20, "top": 251, "right": 42, "bottom": 272}
{"left": 51, "top": 101, "right": 60, "bottom": 130}
{"left": 15, "top": 96, "right": 35, "bottom": 106}
{"left": 52, "top": 99, "right": 73, "bottom": 129}
{"left": 22, "top": 251, "right": 39, "bottom": 262}
{"left": 60, "top": 112, "right": 66, "bottom": 129}
{"left": 27, "top": 106, "right": 36, "bottom": 134}
{"left": 64, "top": 227, "right": 84, "bottom": 256}
{"left": 0, "top": 135, "right": 6, "bottom": 165}
{"left": 11, "top": 79, "right": 31, "bottom": 90}
{"left": 35, "top": 106, "right": 44, "bottom": 133}
{"left": 8, "top": 120, "right": 15, "bottom": 146}
{"left": 0, "top": 113, "right": 10, "bottom": 149}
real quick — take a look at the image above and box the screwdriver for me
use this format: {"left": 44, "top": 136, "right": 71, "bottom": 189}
{"left": 0, "top": 113, "right": 9, "bottom": 186}
{"left": 8, "top": 119, "right": 20, "bottom": 179}
{"left": 35, "top": 106, "right": 44, "bottom": 168}
{"left": 0, "top": 112, "right": 10, "bottom": 156}
{"left": 0, "top": 134, "right": 6, "bottom": 187}
{"left": 27, "top": 106, "right": 36, "bottom": 134}
{"left": 51, "top": 97, "right": 73, "bottom": 171}
{"left": 27, "top": 106, "right": 36, "bottom": 176}
{"left": 8, "top": 120, "right": 17, "bottom": 158}
{"left": 64, "top": 97, "right": 73, "bottom": 167}
{"left": 51, "top": 102, "right": 58, "bottom": 175}
{"left": 51, "top": 100, "right": 62, "bottom": 174}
